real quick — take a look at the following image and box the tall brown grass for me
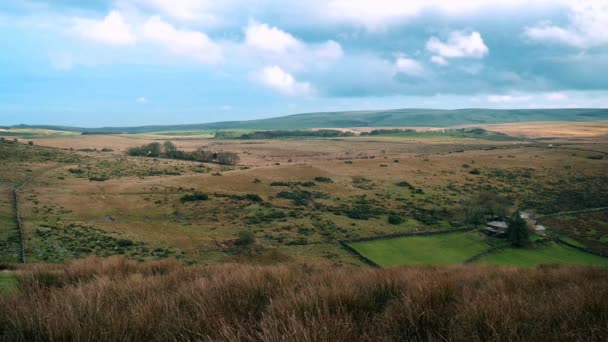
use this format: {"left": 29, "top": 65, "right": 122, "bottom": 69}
{"left": 1, "top": 257, "right": 607, "bottom": 341}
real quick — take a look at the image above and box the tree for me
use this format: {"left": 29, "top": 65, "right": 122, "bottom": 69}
{"left": 147, "top": 143, "right": 162, "bottom": 157}
{"left": 507, "top": 212, "right": 530, "bottom": 247}
{"left": 216, "top": 152, "right": 240, "bottom": 165}
{"left": 163, "top": 141, "right": 177, "bottom": 157}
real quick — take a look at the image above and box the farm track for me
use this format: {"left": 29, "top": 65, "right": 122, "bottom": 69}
{"left": 538, "top": 207, "right": 608, "bottom": 218}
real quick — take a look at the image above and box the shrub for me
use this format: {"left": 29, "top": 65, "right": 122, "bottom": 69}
{"left": 116, "top": 239, "right": 134, "bottom": 247}
{"left": 314, "top": 176, "right": 334, "bottom": 183}
{"left": 388, "top": 215, "right": 404, "bottom": 225}
{"left": 245, "top": 194, "right": 263, "bottom": 202}
{"left": 180, "top": 193, "right": 209, "bottom": 203}
{"left": 469, "top": 169, "right": 481, "bottom": 175}
{"left": 89, "top": 176, "right": 108, "bottom": 182}
{"left": 236, "top": 230, "right": 256, "bottom": 246}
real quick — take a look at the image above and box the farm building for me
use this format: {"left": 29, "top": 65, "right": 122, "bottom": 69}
{"left": 520, "top": 212, "right": 536, "bottom": 224}
{"left": 484, "top": 221, "right": 509, "bottom": 235}
{"left": 534, "top": 225, "right": 546, "bottom": 236}
{"left": 484, "top": 211, "right": 546, "bottom": 236}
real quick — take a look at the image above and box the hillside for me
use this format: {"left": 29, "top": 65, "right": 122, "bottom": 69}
{"left": 5, "top": 108, "right": 608, "bottom": 133}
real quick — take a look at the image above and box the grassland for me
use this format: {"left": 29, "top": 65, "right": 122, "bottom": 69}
{"left": 348, "top": 231, "right": 492, "bottom": 266}
{"left": 1, "top": 257, "right": 607, "bottom": 341}
{"left": 476, "top": 242, "right": 608, "bottom": 267}
{"left": 1, "top": 120, "right": 607, "bottom": 267}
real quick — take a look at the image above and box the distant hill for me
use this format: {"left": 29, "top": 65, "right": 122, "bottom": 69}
{"left": 5, "top": 108, "right": 608, "bottom": 133}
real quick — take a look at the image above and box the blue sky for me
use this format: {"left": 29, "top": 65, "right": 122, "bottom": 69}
{"left": 1, "top": 0, "right": 607, "bottom": 126}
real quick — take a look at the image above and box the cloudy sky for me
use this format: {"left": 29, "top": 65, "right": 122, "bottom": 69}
{"left": 1, "top": 0, "right": 607, "bottom": 126}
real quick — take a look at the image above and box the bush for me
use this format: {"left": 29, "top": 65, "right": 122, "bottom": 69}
{"left": 245, "top": 194, "right": 263, "bottom": 202}
{"left": 469, "top": 169, "right": 481, "bottom": 175}
{"left": 236, "top": 230, "right": 256, "bottom": 246}
{"left": 180, "top": 193, "right": 209, "bottom": 203}
{"left": 388, "top": 215, "right": 404, "bottom": 225}
{"left": 116, "top": 239, "right": 134, "bottom": 247}
{"left": 314, "top": 177, "right": 333, "bottom": 183}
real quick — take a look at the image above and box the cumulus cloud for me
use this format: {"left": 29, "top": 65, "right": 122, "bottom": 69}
{"left": 142, "top": 16, "right": 222, "bottom": 63}
{"left": 245, "top": 21, "right": 302, "bottom": 53}
{"left": 241, "top": 20, "right": 342, "bottom": 73}
{"left": 72, "top": 10, "right": 136, "bottom": 46}
{"left": 256, "top": 66, "right": 313, "bottom": 96}
{"left": 395, "top": 57, "right": 424, "bottom": 76}
{"left": 525, "top": 1, "right": 608, "bottom": 48}
{"left": 426, "top": 31, "right": 488, "bottom": 65}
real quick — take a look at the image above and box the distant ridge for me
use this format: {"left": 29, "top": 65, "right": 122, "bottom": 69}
{"left": 4, "top": 108, "right": 608, "bottom": 133}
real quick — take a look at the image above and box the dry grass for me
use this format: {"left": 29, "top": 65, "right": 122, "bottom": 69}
{"left": 1, "top": 257, "right": 607, "bottom": 341}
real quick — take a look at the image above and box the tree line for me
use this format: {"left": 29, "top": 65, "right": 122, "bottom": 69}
{"left": 218, "top": 130, "right": 355, "bottom": 140}
{"left": 127, "top": 141, "right": 239, "bottom": 165}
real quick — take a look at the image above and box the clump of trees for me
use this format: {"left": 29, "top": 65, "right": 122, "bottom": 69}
{"left": 226, "top": 130, "right": 354, "bottom": 140}
{"left": 127, "top": 141, "right": 239, "bottom": 165}
{"left": 462, "top": 192, "right": 512, "bottom": 227}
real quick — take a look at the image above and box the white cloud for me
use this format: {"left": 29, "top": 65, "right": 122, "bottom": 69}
{"left": 142, "top": 16, "right": 222, "bottom": 63}
{"left": 325, "top": 0, "right": 563, "bottom": 29}
{"left": 124, "top": 0, "right": 217, "bottom": 23}
{"left": 245, "top": 21, "right": 301, "bottom": 53}
{"left": 395, "top": 57, "right": 423, "bottom": 76}
{"left": 256, "top": 65, "right": 313, "bottom": 96}
{"left": 487, "top": 95, "right": 532, "bottom": 103}
{"left": 545, "top": 92, "right": 568, "bottom": 101}
{"left": 136, "top": 97, "right": 148, "bottom": 103}
{"left": 426, "top": 31, "right": 488, "bottom": 65}
{"left": 72, "top": 10, "right": 136, "bottom": 46}
{"left": 430, "top": 55, "right": 448, "bottom": 66}
{"left": 315, "top": 40, "right": 344, "bottom": 60}
{"left": 525, "top": 1, "right": 608, "bottom": 48}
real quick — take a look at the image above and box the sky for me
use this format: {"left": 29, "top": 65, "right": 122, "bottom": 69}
{"left": 1, "top": 0, "right": 608, "bottom": 127}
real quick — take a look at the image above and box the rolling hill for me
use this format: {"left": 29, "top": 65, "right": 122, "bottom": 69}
{"left": 4, "top": 108, "right": 608, "bottom": 133}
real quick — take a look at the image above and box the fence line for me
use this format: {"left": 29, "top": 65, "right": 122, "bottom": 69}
{"left": 11, "top": 189, "right": 26, "bottom": 263}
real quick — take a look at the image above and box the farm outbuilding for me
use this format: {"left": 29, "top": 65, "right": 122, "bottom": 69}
{"left": 534, "top": 225, "right": 547, "bottom": 236}
{"left": 484, "top": 221, "right": 509, "bottom": 235}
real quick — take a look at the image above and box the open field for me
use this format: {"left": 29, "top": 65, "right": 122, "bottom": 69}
{"left": 348, "top": 231, "right": 492, "bottom": 266}
{"left": 1, "top": 121, "right": 607, "bottom": 267}
{"left": 476, "top": 242, "right": 608, "bottom": 267}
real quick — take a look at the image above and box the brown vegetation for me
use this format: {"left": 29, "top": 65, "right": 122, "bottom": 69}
{"left": 1, "top": 257, "right": 607, "bottom": 341}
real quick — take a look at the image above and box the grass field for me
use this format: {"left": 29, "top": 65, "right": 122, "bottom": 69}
{"left": 348, "top": 231, "right": 491, "bottom": 267}
{"left": 0, "top": 273, "right": 17, "bottom": 295}
{"left": 476, "top": 242, "right": 608, "bottom": 267}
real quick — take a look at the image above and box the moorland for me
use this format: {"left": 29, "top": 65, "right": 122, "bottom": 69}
{"left": 1, "top": 109, "right": 608, "bottom": 340}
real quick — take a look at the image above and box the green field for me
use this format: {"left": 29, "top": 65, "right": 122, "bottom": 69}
{"left": 348, "top": 231, "right": 490, "bottom": 267}
{"left": 0, "top": 273, "right": 17, "bottom": 295}
{"left": 476, "top": 242, "right": 608, "bottom": 267}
